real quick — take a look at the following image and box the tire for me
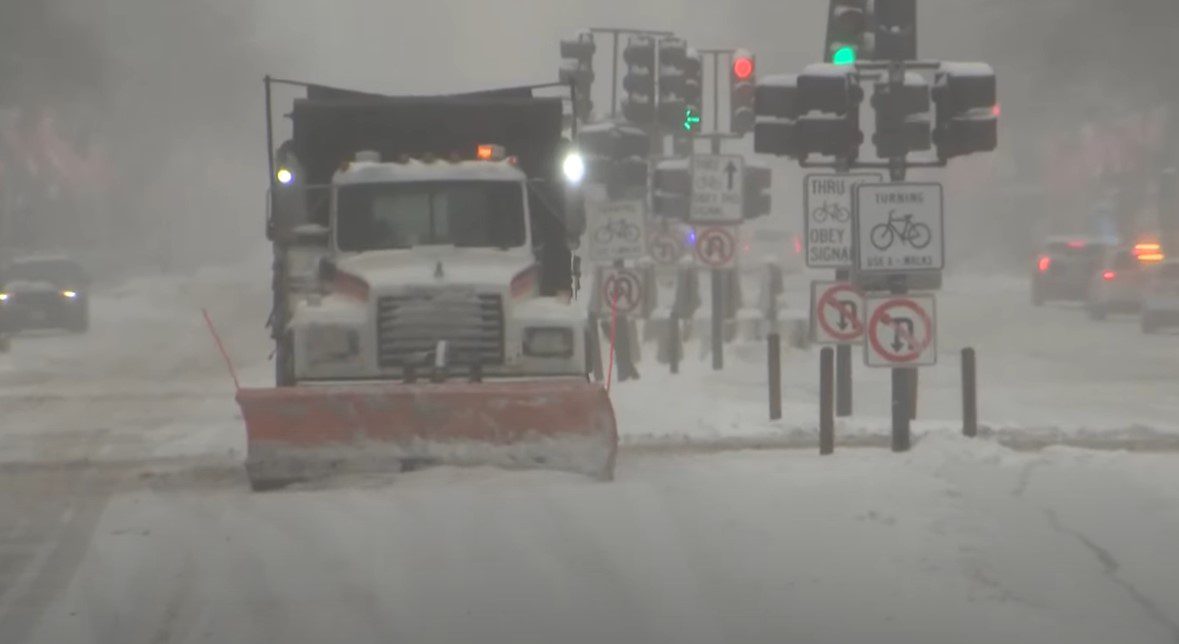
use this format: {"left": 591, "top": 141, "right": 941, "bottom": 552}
{"left": 1142, "top": 313, "right": 1157, "bottom": 335}
{"left": 907, "top": 223, "right": 933, "bottom": 249}
{"left": 1031, "top": 286, "right": 1046, "bottom": 306}
{"left": 1088, "top": 304, "right": 1107, "bottom": 321}
{"left": 68, "top": 308, "right": 89, "bottom": 334}
{"left": 870, "top": 225, "right": 894, "bottom": 251}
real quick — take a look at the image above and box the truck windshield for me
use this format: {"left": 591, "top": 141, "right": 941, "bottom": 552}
{"left": 336, "top": 181, "right": 526, "bottom": 251}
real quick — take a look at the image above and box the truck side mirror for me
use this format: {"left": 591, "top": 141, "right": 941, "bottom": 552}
{"left": 318, "top": 257, "right": 337, "bottom": 283}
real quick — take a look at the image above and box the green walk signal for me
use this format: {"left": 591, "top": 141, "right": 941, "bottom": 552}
{"left": 682, "top": 107, "right": 702, "bottom": 133}
{"left": 832, "top": 46, "right": 857, "bottom": 65}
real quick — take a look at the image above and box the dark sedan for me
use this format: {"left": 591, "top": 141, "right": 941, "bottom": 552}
{"left": 0, "top": 256, "right": 90, "bottom": 334}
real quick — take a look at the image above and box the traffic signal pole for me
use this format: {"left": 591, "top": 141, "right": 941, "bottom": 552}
{"left": 590, "top": 28, "right": 674, "bottom": 119}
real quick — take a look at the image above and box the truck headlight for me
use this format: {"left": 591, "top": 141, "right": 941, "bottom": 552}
{"left": 304, "top": 326, "right": 361, "bottom": 365}
{"left": 523, "top": 327, "right": 574, "bottom": 358}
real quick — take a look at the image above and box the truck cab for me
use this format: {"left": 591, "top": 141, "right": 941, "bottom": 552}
{"left": 285, "top": 150, "right": 587, "bottom": 383}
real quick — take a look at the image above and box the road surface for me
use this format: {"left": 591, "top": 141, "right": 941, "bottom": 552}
{"left": 1, "top": 266, "right": 1178, "bottom": 644}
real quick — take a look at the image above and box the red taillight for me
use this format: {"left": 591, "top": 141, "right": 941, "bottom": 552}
{"left": 1037, "top": 256, "right": 1051, "bottom": 272}
{"left": 1066, "top": 240, "right": 1085, "bottom": 249}
{"left": 1102, "top": 270, "right": 1117, "bottom": 281}
{"left": 792, "top": 234, "right": 803, "bottom": 255}
{"left": 333, "top": 271, "right": 370, "bottom": 302}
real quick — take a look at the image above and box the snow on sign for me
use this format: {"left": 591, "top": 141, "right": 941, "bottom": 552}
{"left": 689, "top": 155, "right": 744, "bottom": 223}
{"left": 804, "top": 173, "right": 883, "bottom": 268}
{"left": 694, "top": 226, "right": 738, "bottom": 269}
{"left": 586, "top": 199, "right": 646, "bottom": 263}
{"left": 810, "top": 281, "right": 866, "bottom": 345}
{"left": 598, "top": 266, "right": 643, "bottom": 315}
{"left": 864, "top": 295, "right": 937, "bottom": 367}
{"left": 854, "top": 183, "right": 945, "bottom": 273}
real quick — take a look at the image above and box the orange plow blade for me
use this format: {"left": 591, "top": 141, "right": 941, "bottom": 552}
{"left": 236, "top": 378, "right": 618, "bottom": 490}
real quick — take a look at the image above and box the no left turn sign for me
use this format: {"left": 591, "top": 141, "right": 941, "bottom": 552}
{"left": 810, "top": 281, "right": 866, "bottom": 345}
{"left": 694, "top": 226, "right": 737, "bottom": 269}
{"left": 864, "top": 295, "right": 937, "bottom": 367}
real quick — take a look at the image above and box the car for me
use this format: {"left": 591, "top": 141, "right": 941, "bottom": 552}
{"left": 1031, "top": 236, "right": 1110, "bottom": 305}
{"left": 0, "top": 255, "right": 91, "bottom": 334}
{"left": 1140, "top": 260, "right": 1179, "bottom": 333}
{"left": 1086, "top": 246, "right": 1149, "bottom": 320}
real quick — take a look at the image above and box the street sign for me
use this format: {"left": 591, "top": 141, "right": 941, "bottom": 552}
{"left": 804, "top": 173, "right": 884, "bottom": 268}
{"left": 689, "top": 155, "right": 744, "bottom": 223}
{"left": 598, "top": 266, "right": 643, "bottom": 315}
{"left": 694, "top": 225, "right": 738, "bottom": 269}
{"left": 810, "top": 281, "right": 866, "bottom": 345}
{"left": 586, "top": 199, "right": 647, "bottom": 263}
{"left": 864, "top": 295, "right": 937, "bottom": 367}
{"left": 647, "top": 225, "right": 686, "bottom": 265}
{"left": 854, "top": 183, "right": 945, "bottom": 273}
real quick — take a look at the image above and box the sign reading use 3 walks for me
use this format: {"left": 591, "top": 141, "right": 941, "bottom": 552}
{"left": 804, "top": 173, "right": 883, "bottom": 268}
{"left": 854, "top": 183, "right": 944, "bottom": 273}
{"left": 864, "top": 295, "right": 937, "bottom": 367}
{"left": 690, "top": 155, "right": 744, "bottom": 223}
{"left": 810, "top": 281, "right": 866, "bottom": 345}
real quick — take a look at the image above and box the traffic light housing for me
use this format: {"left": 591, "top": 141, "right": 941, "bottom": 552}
{"left": 871, "top": 72, "right": 932, "bottom": 159}
{"left": 622, "top": 36, "right": 656, "bottom": 126}
{"left": 652, "top": 158, "right": 691, "bottom": 219}
{"left": 731, "top": 49, "right": 756, "bottom": 134}
{"left": 874, "top": 0, "right": 917, "bottom": 61}
{"left": 559, "top": 30, "right": 596, "bottom": 122}
{"left": 681, "top": 49, "right": 703, "bottom": 134}
{"left": 933, "top": 62, "right": 998, "bottom": 160}
{"left": 826, "top": 0, "right": 868, "bottom": 65}
{"left": 743, "top": 164, "right": 772, "bottom": 219}
{"left": 578, "top": 121, "right": 651, "bottom": 199}
{"left": 657, "top": 38, "right": 688, "bottom": 131}
{"left": 753, "top": 65, "right": 864, "bottom": 160}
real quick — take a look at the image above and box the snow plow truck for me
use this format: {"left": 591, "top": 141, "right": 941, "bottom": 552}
{"left": 238, "top": 79, "right": 616, "bottom": 490}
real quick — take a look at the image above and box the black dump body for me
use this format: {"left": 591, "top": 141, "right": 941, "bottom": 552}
{"left": 284, "top": 85, "right": 573, "bottom": 294}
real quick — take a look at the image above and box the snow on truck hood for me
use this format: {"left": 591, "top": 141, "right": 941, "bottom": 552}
{"left": 338, "top": 248, "right": 534, "bottom": 291}
{"left": 334, "top": 160, "right": 526, "bottom": 185}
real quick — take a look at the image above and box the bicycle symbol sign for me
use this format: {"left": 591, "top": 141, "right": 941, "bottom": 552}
{"left": 586, "top": 199, "right": 646, "bottom": 263}
{"left": 854, "top": 183, "right": 944, "bottom": 274}
{"left": 804, "top": 173, "right": 883, "bottom": 269}
{"left": 694, "top": 226, "right": 737, "bottom": 269}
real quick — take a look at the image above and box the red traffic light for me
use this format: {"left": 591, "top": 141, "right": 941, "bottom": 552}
{"left": 733, "top": 53, "right": 754, "bottom": 80}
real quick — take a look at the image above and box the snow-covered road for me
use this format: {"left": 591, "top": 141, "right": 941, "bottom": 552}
{"left": 2, "top": 265, "right": 1179, "bottom": 643}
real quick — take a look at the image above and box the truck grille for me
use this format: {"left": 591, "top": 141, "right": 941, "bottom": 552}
{"left": 377, "top": 291, "right": 505, "bottom": 368}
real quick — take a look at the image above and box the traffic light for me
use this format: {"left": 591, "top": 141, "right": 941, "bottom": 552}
{"left": 658, "top": 38, "right": 688, "bottom": 131}
{"left": 753, "top": 64, "right": 864, "bottom": 160}
{"left": 559, "top": 30, "right": 596, "bottom": 122}
{"left": 743, "top": 164, "right": 772, "bottom": 219}
{"left": 871, "top": 72, "right": 932, "bottom": 159}
{"left": 731, "top": 49, "right": 756, "bottom": 134}
{"left": 753, "top": 74, "right": 803, "bottom": 158}
{"left": 825, "top": 0, "right": 868, "bottom": 65}
{"left": 652, "top": 158, "right": 690, "bottom": 219}
{"left": 875, "top": 0, "right": 917, "bottom": 61}
{"left": 622, "top": 36, "right": 656, "bottom": 126}
{"left": 681, "top": 49, "right": 703, "bottom": 134}
{"left": 578, "top": 121, "right": 651, "bottom": 198}
{"left": 932, "top": 62, "right": 998, "bottom": 160}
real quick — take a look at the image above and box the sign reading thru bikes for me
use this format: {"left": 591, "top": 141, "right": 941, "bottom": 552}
{"left": 804, "top": 173, "right": 884, "bottom": 269}
{"left": 853, "top": 183, "right": 944, "bottom": 274}
{"left": 586, "top": 199, "right": 647, "bottom": 263}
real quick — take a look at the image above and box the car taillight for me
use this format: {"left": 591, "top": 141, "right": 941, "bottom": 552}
{"left": 1037, "top": 256, "right": 1051, "bottom": 272}
{"left": 1102, "top": 270, "right": 1117, "bottom": 281}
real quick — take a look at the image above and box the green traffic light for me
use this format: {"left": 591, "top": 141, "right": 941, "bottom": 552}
{"left": 832, "top": 46, "right": 857, "bottom": 66}
{"left": 683, "top": 107, "right": 701, "bottom": 133}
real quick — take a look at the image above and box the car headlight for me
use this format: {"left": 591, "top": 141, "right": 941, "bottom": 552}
{"left": 61, "top": 290, "right": 78, "bottom": 299}
{"left": 523, "top": 327, "right": 574, "bottom": 358}
{"left": 304, "top": 326, "right": 361, "bottom": 365}
{"left": 0, "top": 293, "right": 7, "bottom": 302}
